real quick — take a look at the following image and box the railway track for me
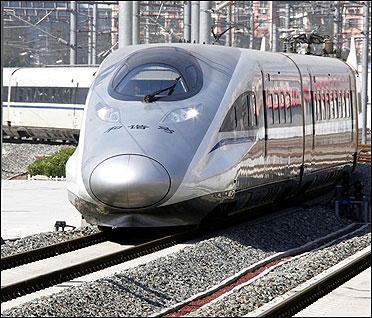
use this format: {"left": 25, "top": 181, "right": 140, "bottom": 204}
{"left": 1, "top": 231, "right": 109, "bottom": 271}
{"left": 1, "top": 183, "right": 368, "bottom": 308}
{"left": 156, "top": 224, "right": 369, "bottom": 317}
{"left": 0, "top": 200, "right": 320, "bottom": 304}
{"left": 252, "top": 246, "right": 371, "bottom": 317}
{"left": 1, "top": 229, "right": 199, "bottom": 303}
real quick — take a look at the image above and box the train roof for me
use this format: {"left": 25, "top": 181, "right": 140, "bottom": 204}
{"left": 3, "top": 66, "right": 98, "bottom": 87}
{"left": 100, "top": 43, "right": 352, "bottom": 77}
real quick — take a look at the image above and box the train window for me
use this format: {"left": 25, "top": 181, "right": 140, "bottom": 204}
{"left": 2, "top": 86, "right": 8, "bottom": 102}
{"left": 321, "top": 93, "right": 326, "bottom": 120}
{"left": 342, "top": 92, "right": 347, "bottom": 117}
{"left": 333, "top": 92, "right": 339, "bottom": 118}
{"left": 325, "top": 93, "right": 331, "bottom": 119}
{"left": 327, "top": 93, "right": 334, "bottom": 119}
{"left": 220, "top": 105, "right": 237, "bottom": 132}
{"left": 236, "top": 95, "right": 248, "bottom": 131}
{"left": 285, "top": 93, "right": 292, "bottom": 123}
{"left": 338, "top": 92, "right": 344, "bottom": 118}
{"left": 221, "top": 92, "right": 257, "bottom": 132}
{"left": 280, "top": 93, "right": 286, "bottom": 124}
{"left": 273, "top": 93, "right": 280, "bottom": 124}
{"left": 349, "top": 91, "right": 353, "bottom": 117}
{"left": 76, "top": 88, "right": 89, "bottom": 104}
{"left": 318, "top": 93, "right": 322, "bottom": 120}
{"left": 17, "top": 87, "right": 25, "bottom": 102}
{"left": 314, "top": 93, "right": 318, "bottom": 121}
{"left": 250, "top": 93, "right": 257, "bottom": 126}
{"left": 9, "top": 86, "right": 88, "bottom": 104}
{"left": 266, "top": 93, "right": 274, "bottom": 125}
{"left": 49, "top": 88, "right": 56, "bottom": 102}
{"left": 185, "top": 65, "right": 198, "bottom": 89}
{"left": 114, "top": 64, "right": 188, "bottom": 98}
{"left": 63, "top": 88, "right": 73, "bottom": 104}
{"left": 345, "top": 92, "right": 351, "bottom": 117}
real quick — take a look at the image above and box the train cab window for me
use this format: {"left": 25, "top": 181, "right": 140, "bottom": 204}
{"left": 220, "top": 92, "right": 257, "bottom": 132}
{"left": 114, "top": 64, "right": 188, "bottom": 97}
{"left": 220, "top": 105, "right": 237, "bottom": 132}
{"left": 109, "top": 47, "right": 203, "bottom": 102}
{"left": 237, "top": 94, "right": 249, "bottom": 131}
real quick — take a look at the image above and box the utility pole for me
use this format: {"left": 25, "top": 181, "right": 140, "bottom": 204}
{"left": 119, "top": 1, "right": 133, "bottom": 47}
{"left": 191, "top": 1, "right": 200, "bottom": 43}
{"left": 334, "top": 1, "right": 342, "bottom": 58}
{"left": 88, "top": 4, "right": 92, "bottom": 64}
{"left": 285, "top": 3, "right": 290, "bottom": 31}
{"left": 200, "top": 1, "right": 212, "bottom": 44}
{"left": 184, "top": 1, "right": 191, "bottom": 42}
{"left": 249, "top": 1, "right": 254, "bottom": 49}
{"left": 70, "top": 0, "right": 77, "bottom": 64}
{"left": 271, "top": 1, "right": 278, "bottom": 52}
{"left": 133, "top": 1, "right": 140, "bottom": 45}
{"left": 92, "top": 3, "right": 97, "bottom": 64}
{"left": 144, "top": 1, "right": 150, "bottom": 44}
{"left": 1, "top": 1, "right": 4, "bottom": 188}
{"left": 225, "top": 4, "right": 232, "bottom": 46}
{"left": 361, "top": 1, "right": 370, "bottom": 144}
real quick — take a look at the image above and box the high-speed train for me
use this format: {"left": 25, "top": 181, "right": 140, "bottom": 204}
{"left": 2, "top": 66, "right": 97, "bottom": 142}
{"left": 66, "top": 43, "right": 359, "bottom": 228}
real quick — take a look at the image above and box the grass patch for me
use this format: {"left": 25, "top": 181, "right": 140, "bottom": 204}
{"left": 27, "top": 147, "right": 76, "bottom": 177}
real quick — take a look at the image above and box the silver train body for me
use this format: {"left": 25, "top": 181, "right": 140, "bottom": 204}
{"left": 66, "top": 44, "right": 359, "bottom": 228}
{"left": 2, "top": 66, "right": 97, "bottom": 142}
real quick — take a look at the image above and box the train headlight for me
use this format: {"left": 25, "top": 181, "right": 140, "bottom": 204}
{"left": 96, "top": 103, "right": 121, "bottom": 123}
{"left": 163, "top": 104, "right": 203, "bottom": 123}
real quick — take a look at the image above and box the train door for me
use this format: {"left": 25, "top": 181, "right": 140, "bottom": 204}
{"left": 262, "top": 73, "right": 303, "bottom": 182}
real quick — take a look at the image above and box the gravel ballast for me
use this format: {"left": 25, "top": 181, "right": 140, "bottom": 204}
{"left": 1, "top": 226, "right": 100, "bottom": 258}
{"left": 2, "top": 206, "right": 368, "bottom": 317}
{"left": 189, "top": 228, "right": 371, "bottom": 317}
{"left": 1, "top": 143, "right": 70, "bottom": 179}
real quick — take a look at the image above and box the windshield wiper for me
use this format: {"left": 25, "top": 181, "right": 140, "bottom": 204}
{"left": 143, "top": 76, "right": 181, "bottom": 103}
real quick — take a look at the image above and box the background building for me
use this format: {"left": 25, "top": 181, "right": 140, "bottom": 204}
{"left": 2, "top": 1, "right": 371, "bottom": 66}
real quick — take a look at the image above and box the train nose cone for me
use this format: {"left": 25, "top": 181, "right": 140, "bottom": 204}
{"left": 89, "top": 155, "right": 170, "bottom": 209}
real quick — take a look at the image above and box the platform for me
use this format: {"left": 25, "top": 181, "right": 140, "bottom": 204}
{"left": 1, "top": 180, "right": 82, "bottom": 240}
{"left": 295, "top": 267, "right": 371, "bottom": 317}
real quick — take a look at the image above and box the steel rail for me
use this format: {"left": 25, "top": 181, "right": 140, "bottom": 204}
{"left": 1, "top": 184, "right": 359, "bottom": 303}
{"left": 258, "top": 249, "right": 371, "bottom": 317}
{"left": 1, "top": 231, "right": 109, "bottom": 271}
{"left": 1, "top": 229, "right": 199, "bottom": 303}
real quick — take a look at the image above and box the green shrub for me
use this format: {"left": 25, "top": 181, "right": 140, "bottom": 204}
{"left": 28, "top": 147, "right": 76, "bottom": 177}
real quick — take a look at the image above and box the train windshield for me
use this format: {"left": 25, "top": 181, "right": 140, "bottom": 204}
{"left": 108, "top": 46, "right": 203, "bottom": 102}
{"left": 113, "top": 64, "right": 188, "bottom": 98}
